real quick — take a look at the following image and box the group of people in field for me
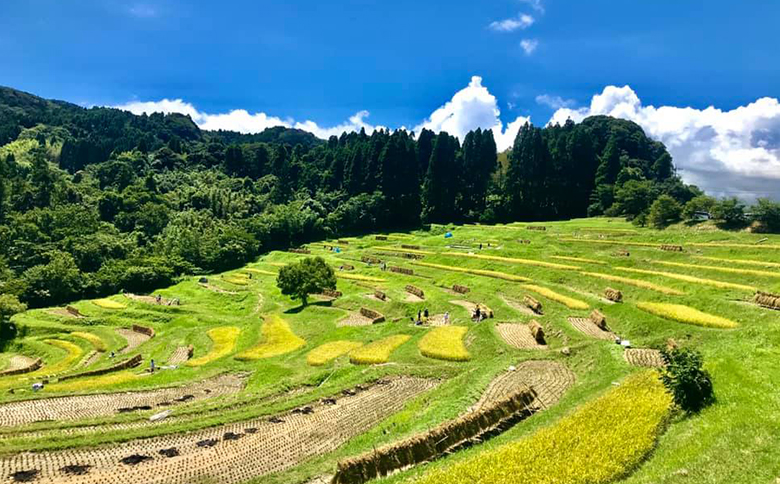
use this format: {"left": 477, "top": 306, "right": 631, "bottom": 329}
{"left": 412, "top": 309, "right": 450, "bottom": 326}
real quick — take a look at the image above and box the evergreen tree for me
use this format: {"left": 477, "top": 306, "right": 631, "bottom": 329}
{"left": 421, "top": 132, "right": 458, "bottom": 222}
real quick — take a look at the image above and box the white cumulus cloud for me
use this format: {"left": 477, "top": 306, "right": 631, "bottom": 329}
{"left": 548, "top": 85, "right": 780, "bottom": 200}
{"left": 413, "top": 76, "right": 529, "bottom": 151}
{"left": 489, "top": 14, "right": 534, "bottom": 32}
{"left": 520, "top": 39, "right": 539, "bottom": 55}
{"left": 535, "top": 94, "right": 575, "bottom": 109}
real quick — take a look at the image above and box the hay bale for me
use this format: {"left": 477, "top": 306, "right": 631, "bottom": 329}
{"left": 519, "top": 239, "right": 532, "bottom": 244}
{"left": 390, "top": 266, "right": 414, "bottom": 275}
{"left": 402, "top": 253, "right": 424, "bottom": 260}
{"left": 375, "top": 235, "right": 388, "bottom": 241}
{"left": 401, "top": 244, "right": 421, "bottom": 250}
{"left": 604, "top": 287, "right": 623, "bottom": 302}
{"left": 341, "top": 264, "right": 355, "bottom": 271}
{"left": 526, "top": 225, "right": 546, "bottom": 231}
{"left": 132, "top": 324, "right": 154, "bottom": 337}
{"left": 615, "top": 250, "right": 630, "bottom": 257}
{"left": 523, "top": 295, "right": 543, "bottom": 314}
{"left": 65, "top": 306, "right": 84, "bottom": 317}
{"left": 477, "top": 304, "right": 494, "bottom": 318}
{"left": 659, "top": 244, "right": 684, "bottom": 252}
{"left": 361, "top": 256, "right": 382, "bottom": 264}
{"left": 589, "top": 309, "right": 607, "bottom": 330}
{"left": 529, "top": 320, "right": 545, "bottom": 344}
{"left": 359, "top": 307, "right": 385, "bottom": 323}
{"left": 754, "top": 291, "right": 780, "bottom": 310}
{"left": 289, "top": 248, "right": 311, "bottom": 254}
{"left": 405, "top": 285, "right": 425, "bottom": 299}
{"left": 452, "top": 284, "right": 470, "bottom": 294}
{"left": 374, "top": 290, "right": 387, "bottom": 301}
{"left": 318, "top": 289, "right": 343, "bottom": 299}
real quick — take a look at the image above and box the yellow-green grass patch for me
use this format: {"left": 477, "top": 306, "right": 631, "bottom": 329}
{"left": 187, "top": 327, "right": 241, "bottom": 366}
{"left": 520, "top": 284, "right": 589, "bottom": 310}
{"left": 40, "top": 340, "right": 85, "bottom": 375}
{"left": 652, "top": 260, "right": 780, "bottom": 279}
{"left": 306, "top": 340, "right": 363, "bottom": 366}
{"left": 222, "top": 275, "right": 250, "bottom": 286}
{"left": 92, "top": 298, "right": 127, "bottom": 310}
{"left": 550, "top": 255, "right": 606, "bottom": 265}
{"left": 245, "top": 268, "right": 277, "bottom": 276}
{"left": 337, "top": 273, "right": 386, "bottom": 283}
{"left": 349, "top": 335, "right": 411, "bottom": 365}
{"left": 580, "top": 271, "right": 685, "bottom": 296}
{"left": 70, "top": 332, "right": 108, "bottom": 352}
{"left": 374, "top": 246, "right": 434, "bottom": 256}
{"left": 418, "top": 326, "right": 470, "bottom": 361}
{"left": 411, "top": 371, "right": 672, "bottom": 484}
{"left": 559, "top": 238, "right": 658, "bottom": 247}
{"left": 616, "top": 267, "right": 756, "bottom": 292}
{"left": 411, "top": 261, "right": 530, "bottom": 282}
{"left": 444, "top": 252, "right": 580, "bottom": 270}
{"left": 235, "top": 315, "right": 305, "bottom": 360}
{"left": 696, "top": 256, "right": 780, "bottom": 269}
{"left": 636, "top": 302, "right": 738, "bottom": 329}
{"left": 690, "top": 242, "right": 780, "bottom": 250}
{"left": 46, "top": 371, "right": 139, "bottom": 392}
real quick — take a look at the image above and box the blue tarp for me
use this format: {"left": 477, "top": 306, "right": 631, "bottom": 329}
{"left": 444, "top": 232, "right": 453, "bottom": 238}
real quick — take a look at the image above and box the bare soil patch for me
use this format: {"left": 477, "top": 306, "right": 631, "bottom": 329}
{"left": 501, "top": 296, "right": 538, "bottom": 316}
{"left": 116, "top": 329, "right": 151, "bottom": 355}
{"left": 471, "top": 360, "right": 575, "bottom": 412}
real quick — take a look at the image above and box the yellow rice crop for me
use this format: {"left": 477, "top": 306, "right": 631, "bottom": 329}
{"left": 306, "top": 341, "right": 363, "bottom": 366}
{"left": 690, "top": 242, "right": 780, "bottom": 250}
{"left": 92, "top": 298, "right": 127, "bottom": 310}
{"left": 411, "top": 371, "right": 672, "bottom": 484}
{"left": 187, "top": 326, "right": 241, "bottom": 366}
{"left": 559, "top": 237, "right": 657, "bottom": 247}
{"left": 444, "top": 252, "right": 579, "bottom": 270}
{"left": 652, "top": 260, "right": 780, "bottom": 279}
{"left": 411, "top": 261, "right": 530, "bottom": 282}
{"left": 349, "top": 335, "right": 411, "bottom": 365}
{"left": 71, "top": 332, "right": 108, "bottom": 352}
{"left": 222, "top": 275, "right": 250, "bottom": 286}
{"left": 520, "top": 284, "right": 589, "bottom": 310}
{"left": 235, "top": 315, "right": 306, "bottom": 360}
{"left": 46, "top": 371, "right": 139, "bottom": 392}
{"left": 337, "top": 273, "right": 386, "bottom": 282}
{"left": 374, "top": 246, "right": 434, "bottom": 256}
{"left": 636, "top": 302, "right": 738, "bottom": 329}
{"left": 266, "top": 262, "right": 287, "bottom": 267}
{"left": 697, "top": 256, "right": 780, "bottom": 269}
{"left": 244, "top": 268, "right": 277, "bottom": 276}
{"left": 550, "top": 255, "right": 606, "bottom": 265}
{"left": 418, "top": 326, "right": 470, "bottom": 361}
{"left": 40, "top": 340, "right": 84, "bottom": 375}
{"left": 580, "top": 271, "right": 685, "bottom": 296}
{"left": 616, "top": 267, "right": 756, "bottom": 291}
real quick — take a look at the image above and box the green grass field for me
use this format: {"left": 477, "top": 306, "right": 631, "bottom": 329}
{"left": 1, "top": 218, "right": 779, "bottom": 484}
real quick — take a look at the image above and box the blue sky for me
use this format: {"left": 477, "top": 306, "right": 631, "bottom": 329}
{"left": 2, "top": 0, "right": 780, "bottom": 198}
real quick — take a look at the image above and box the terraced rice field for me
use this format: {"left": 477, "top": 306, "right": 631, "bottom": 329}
{"left": 1, "top": 218, "right": 777, "bottom": 484}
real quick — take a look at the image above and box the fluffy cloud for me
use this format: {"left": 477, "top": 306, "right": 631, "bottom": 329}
{"left": 520, "top": 39, "right": 539, "bottom": 55}
{"left": 489, "top": 14, "right": 534, "bottom": 32}
{"left": 548, "top": 85, "right": 780, "bottom": 199}
{"left": 535, "top": 94, "right": 575, "bottom": 109}
{"left": 413, "top": 76, "right": 530, "bottom": 151}
{"left": 519, "top": 0, "right": 545, "bottom": 13}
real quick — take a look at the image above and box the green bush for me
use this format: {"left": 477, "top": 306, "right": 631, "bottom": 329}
{"left": 659, "top": 347, "right": 715, "bottom": 413}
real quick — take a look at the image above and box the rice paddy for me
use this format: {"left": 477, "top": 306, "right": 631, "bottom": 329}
{"left": 2, "top": 218, "right": 777, "bottom": 484}
{"left": 418, "top": 326, "right": 471, "bottom": 361}
{"left": 636, "top": 302, "right": 739, "bottom": 329}
{"left": 349, "top": 335, "right": 411, "bottom": 364}
{"left": 235, "top": 315, "right": 306, "bottom": 360}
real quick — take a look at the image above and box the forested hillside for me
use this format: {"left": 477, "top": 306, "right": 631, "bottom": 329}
{"left": 0, "top": 86, "right": 714, "bottom": 309}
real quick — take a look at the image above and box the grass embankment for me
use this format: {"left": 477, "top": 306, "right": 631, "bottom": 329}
{"left": 580, "top": 271, "right": 685, "bottom": 295}
{"left": 418, "top": 326, "right": 470, "bottom": 361}
{"left": 520, "top": 284, "right": 589, "bottom": 310}
{"left": 70, "top": 332, "right": 108, "bottom": 352}
{"left": 411, "top": 261, "right": 530, "bottom": 282}
{"left": 410, "top": 371, "right": 672, "bottom": 484}
{"left": 444, "top": 252, "right": 580, "bottom": 270}
{"left": 616, "top": 267, "right": 756, "bottom": 292}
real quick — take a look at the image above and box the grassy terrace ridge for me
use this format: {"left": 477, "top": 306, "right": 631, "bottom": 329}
{"left": 0, "top": 218, "right": 779, "bottom": 484}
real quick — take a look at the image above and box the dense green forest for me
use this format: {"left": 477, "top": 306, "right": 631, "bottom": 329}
{"left": 1, "top": 86, "right": 776, "bottom": 311}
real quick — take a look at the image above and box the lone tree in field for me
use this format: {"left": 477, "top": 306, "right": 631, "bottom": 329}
{"left": 276, "top": 256, "right": 337, "bottom": 306}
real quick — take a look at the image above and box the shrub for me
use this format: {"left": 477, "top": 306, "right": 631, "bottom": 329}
{"left": 235, "top": 315, "right": 305, "bottom": 360}
{"left": 187, "top": 326, "right": 240, "bottom": 366}
{"left": 349, "top": 335, "right": 411, "bottom": 365}
{"left": 520, "top": 284, "right": 589, "bottom": 310}
{"left": 636, "top": 302, "right": 738, "bottom": 329}
{"left": 418, "top": 326, "right": 470, "bottom": 361}
{"left": 410, "top": 372, "right": 672, "bottom": 484}
{"left": 659, "top": 347, "right": 715, "bottom": 413}
{"left": 277, "top": 257, "right": 337, "bottom": 306}
{"left": 647, "top": 195, "right": 682, "bottom": 229}
{"left": 306, "top": 341, "right": 363, "bottom": 366}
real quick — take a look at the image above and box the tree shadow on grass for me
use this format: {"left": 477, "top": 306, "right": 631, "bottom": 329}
{"left": 284, "top": 300, "right": 333, "bottom": 314}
